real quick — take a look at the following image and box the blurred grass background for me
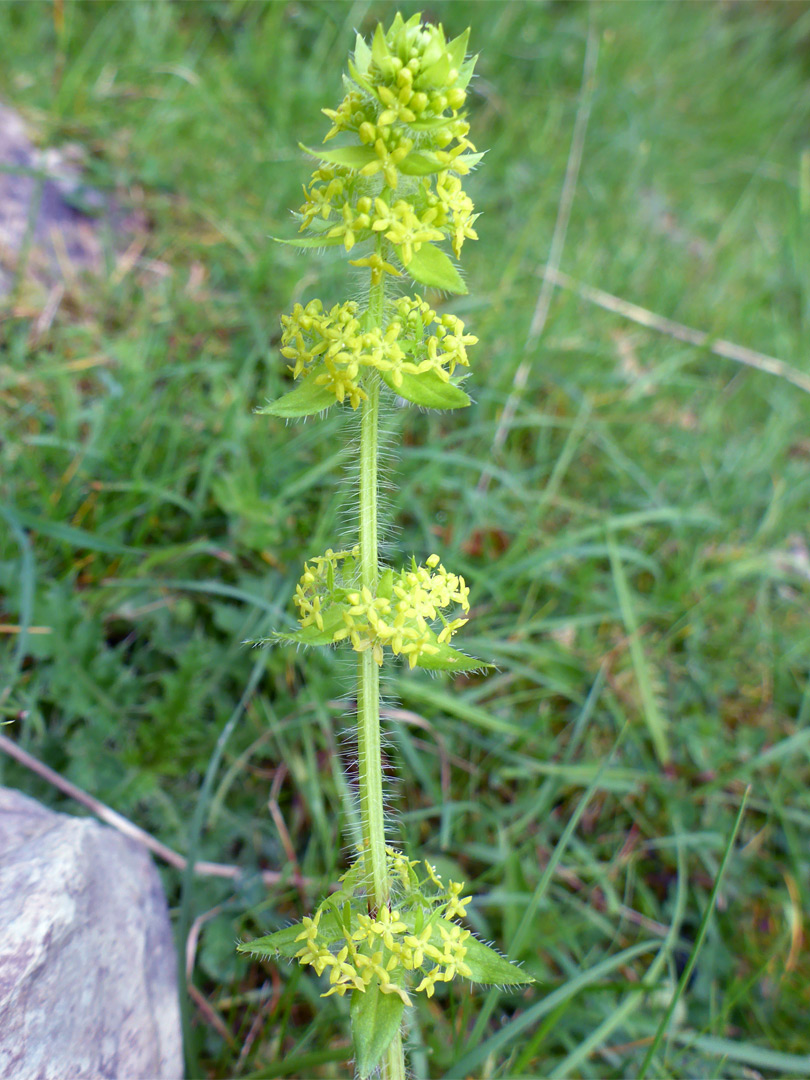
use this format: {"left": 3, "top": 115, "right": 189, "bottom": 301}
{"left": 2, "top": 1, "right": 810, "bottom": 1077}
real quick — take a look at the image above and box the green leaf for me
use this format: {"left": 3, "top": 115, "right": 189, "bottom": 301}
{"left": 456, "top": 151, "right": 486, "bottom": 171}
{"left": 380, "top": 367, "right": 471, "bottom": 410}
{"left": 413, "top": 637, "right": 493, "bottom": 673}
{"left": 353, "top": 32, "right": 371, "bottom": 75}
{"left": 274, "top": 604, "right": 347, "bottom": 647}
{"left": 377, "top": 567, "right": 394, "bottom": 600}
{"left": 347, "top": 57, "right": 373, "bottom": 94}
{"left": 419, "top": 27, "right": 445, "bottom": 71}
{"left": 406, "top": 243, "right": 467, "bottom": 294}
{"left": 399, "top": 150, "right": 484, "bottom": 177}
{"left": 446, "top": 28, "right": 471, "bottom": 72}
{"left": 398, "top": 151, "right": 445, "bottom": 176}
{"left": 456, "top": 927, "right": 534, "bottom": 986}
{"left": 237, "top": 911, "right": 345, "bottom": 960}
{"left": 457, "top": 55, "right": 478, "bottom": 91}
{"left": 272, "top": 233, "right": 346, "bottom": 249}
{"left": 396, "top": 914, "right": 531, "bottom": 985}
{"left": 274, "top": 626, "right": 331, "bottom": 647}
{"left": 299, "top": 143, "right": 377, "bottom": 171}
{"left": 408, "top": 115, "right": 456, "bottom": 133}
{"left": 419, "top": 52, "right": 452, "bottom": 90}
{"left": 371, "top": 23, "right": 393, "bottom": 75}
{"left": 257, "top": 369, "right": 336, "bottom": 418}
{"left": 351, "top": 982, "right": 405, "bottom": 1079}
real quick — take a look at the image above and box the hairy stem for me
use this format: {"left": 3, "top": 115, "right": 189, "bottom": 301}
{"left": 357, "top": 257, "right": 406, "bottom": 1080}
{"left": 384, "top": 1030, "right": 406, "bottom": 1080}
{"left": 357, "top": 644, "right": 385, "bottom": 910}
{"left": 358, "top": 261, "right": 386, "bottom": 914}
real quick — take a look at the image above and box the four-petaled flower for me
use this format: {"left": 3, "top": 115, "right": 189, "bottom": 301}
{"left": 288, "top": 849, "right": 479, "bottom": 1005}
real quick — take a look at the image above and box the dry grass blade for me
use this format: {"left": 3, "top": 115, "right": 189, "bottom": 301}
{"left": 545, "top": 266, "right": 810, "bottom": 395}
{"left": 0, "top": 732, "right": 303, "bottom": 887}
{"left": 481, "top": 17, "right": 599, "bottom": 487}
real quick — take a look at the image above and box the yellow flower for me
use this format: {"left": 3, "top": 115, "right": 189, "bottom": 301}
{"left": 403, "top": 926, "right": 432, "bottom": 969}
{"left": 380, "top": 981, "right": 412, "bottom": 1006}
{"left": 415, "top": 969, "right": 441, "bottom": 998}
{"left": 425, "top": 861, "right": 444, "bottom": 888}
{"left": 375, "top": 906, "right": 408, "bottom": 949}
{"left": 445, "top": 880, "right": 473, "bottom": 919}
{"left": 348, "top": 252, "right": 401, "bottom": 286}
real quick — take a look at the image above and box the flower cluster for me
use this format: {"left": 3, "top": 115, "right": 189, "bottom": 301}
{"left": 293, "top": 549, "right": 470, "bottom": 666}
{"left": 293, "top": 847, "right": 474, "bottom": 1004}
{"left": 293, "top": 546, "right": 360, "bottom": 633}
{"left": 280, "top": 300, "right": 372, "bottom": 408}
{"left": 386, "top": 295, "right": 477, "bottom": 385}
{"left": 301, "top": 173, "right": 478, "bottom": 265}
{"left": 295, "top": 11, "right": 480, "bottom": 269}
{"left": 280, "top": 296, "right": 477, "bottom": 406}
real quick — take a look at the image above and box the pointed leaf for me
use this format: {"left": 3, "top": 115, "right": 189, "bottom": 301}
{"left": 419, "top": 52, "right": 452, "bottom": 90}
{"left": 446, "top": 924, "right": 534, "bottom": 986}
{"left": 408, "top": 115, "right": 456, "bottom": 133}
{"left": 347, "top": 58, "right": 373, "bottom": 94}
{"left": 274, "top": 605, "right": 347, "bottom": 647}
{"left": 413, "top": 637, "right": 493, "bottom": 673}
{"left": 396, "top": 916, "right": 533, "bottom": 986}
{"left": 380, "top": 367, "right": 471, "bottom": 410}
{"left": 274, "top": 626, "right": 332, "bottom": 647}
{"left": 398, "top": 151, "right": 445, "bottom": 177}
{"left": 406, "top": 243, "right": 467, "bottom": 294}
{"left": 272, "top": 233, "right": 347, "bottom": 249}
{"left": 371, "top": 23, "right": 393, "bottom": 75}
{"left": 354, "top": 32, "right": 372, "bottom": 75}
{"left": 377, "top": 567, "right": 394, "bottom": 600}
{"left": 419, "top": 29, "right": 445, "bottom": 71}
{"left": 455, "top": 151, "right": 486, "bottom": 171}
{"left": 238, "top": 910, "right": 345, "bottom": 960}
{"left": 447, "top": 28, "right": 471, "bottom": 72}
{"left": 299, "top": 143, "right": 377, "bottom": 171}
{"left": 351, "top": 982, "right": 406, "bottom": 1079}
{"left": 457, "top": 55, "right": 478, "bottom": 90}
{"left": 258, "top": 369, "right": 336, "bottom": 418}
{"left": 408, "top": 115, "right": 454, "bottom": 133}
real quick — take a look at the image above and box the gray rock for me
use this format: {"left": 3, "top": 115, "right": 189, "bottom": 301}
{"left": 0, "top": 102, "right": 142, "bottom": 296}
{"left": 0, "top": 786, "right": 183, "bottom": 1080}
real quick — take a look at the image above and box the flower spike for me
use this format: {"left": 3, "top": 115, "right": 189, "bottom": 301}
{"left": 242, "top": 15, "right": 528, "bottom": 1079}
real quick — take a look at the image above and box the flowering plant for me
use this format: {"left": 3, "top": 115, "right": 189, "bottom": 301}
{"left": 238, "top": 14, "right": 532, "bottom": 1077}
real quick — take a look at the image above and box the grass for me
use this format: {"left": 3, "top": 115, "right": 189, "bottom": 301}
{"left": 2, "top": 1, "right": 810, "bottom": 1076}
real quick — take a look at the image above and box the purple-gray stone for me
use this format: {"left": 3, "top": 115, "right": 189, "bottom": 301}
{"left": 0, "top": 102, "right": 142, "bottom": 296}
{"left": 0, "top": 786, "right": 183, "bottom": 1080}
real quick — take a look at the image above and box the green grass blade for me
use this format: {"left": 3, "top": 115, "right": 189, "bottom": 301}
{"left": 443, "top": 941, "right": 660, "bottom": 1079}
{"left": 667, "top": 1032, "right": 810, "bottom": 1076}
{"left": 608, "top": 530, "right": 670, "bottom": 764}
{"left": 637, "top": 788, "right": 751, "bottom": 1079}
{"left": 178, "top": 654, "right": 268, "bottom": 1077}
{"left": 0, "top": 506, "right": 34, "bottom": 709}
{"left": 511, "top": 722, "right": 628, "bottom": 957}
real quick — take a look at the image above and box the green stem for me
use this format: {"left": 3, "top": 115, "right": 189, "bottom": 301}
{"left": 357, "top": 647, "right": 385, "bottom": 910}
{"left": 359, "top": 370, "right": 380, "bottom": 596}
{"left": 358, "top": 261, "right": 386, "bottom": 915}
{"left": 357, "top": 257, "right": 407, "bottom": 1080}
{"left": 385, "top": 1030, "right": 406, "bottom": 1080}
